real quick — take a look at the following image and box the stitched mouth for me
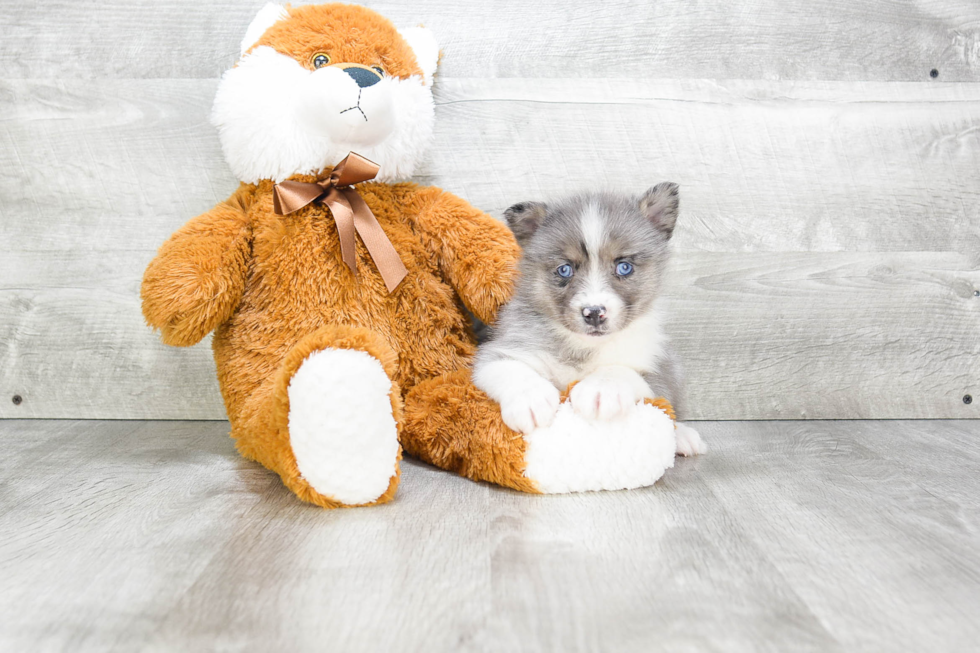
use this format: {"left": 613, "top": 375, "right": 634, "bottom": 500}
{"left": 339, "top": 88, "right": 368, "bottom": 122}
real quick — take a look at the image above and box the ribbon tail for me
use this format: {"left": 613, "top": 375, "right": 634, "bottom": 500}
{"left": 274, "top": 180, "right": 326, "bottom": 215}
{"left": 322, "top": 190, "right": 358, "bottom": 277}
{"left": 273, "top": 186, "right": 285, "bottom": 215}
{"left": 343, "top": 189, "right": 408, "bottom": 293}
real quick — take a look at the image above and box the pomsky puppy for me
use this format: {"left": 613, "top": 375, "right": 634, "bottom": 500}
{"left": 472, "top": 183, "right": 705, "bottom": 456}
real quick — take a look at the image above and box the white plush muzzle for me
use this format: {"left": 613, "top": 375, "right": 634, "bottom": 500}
{"left": 218, "top": 3, "right": 439, "bottom": 182}
{"left": 212, "top": 46, "right": 435, "bottom": 184}
{"left": 294, "top": 66, "right": 396, "bottom": 146}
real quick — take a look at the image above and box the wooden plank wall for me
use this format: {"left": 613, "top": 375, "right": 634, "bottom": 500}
{"left": 1, "top": 0, "right": 978, "bottom": 420}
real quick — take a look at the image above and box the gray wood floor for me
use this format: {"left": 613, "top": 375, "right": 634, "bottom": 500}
{"left": 1, "top": 419, "right": 979, "bottom": 652}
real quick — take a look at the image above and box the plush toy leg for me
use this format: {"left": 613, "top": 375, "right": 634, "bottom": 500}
{"left": 402, "top": 370, "right": 679, "bottom": 494}
{"left": 255, "top": 326, "right": 403, "bottom": 508}
{"left": 401, "top": 370, "right": 540, "bottom": 493}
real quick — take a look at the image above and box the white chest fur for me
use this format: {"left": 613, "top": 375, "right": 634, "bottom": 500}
{"left": 586, "top": 310, "right": 668, "bottom": 371}
{"left": 529, "top": 309, "right": 669, "bottom": 389}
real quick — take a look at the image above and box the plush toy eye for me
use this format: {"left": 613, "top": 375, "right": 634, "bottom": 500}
{"left": 616, "top": 261, "right": 634, "bottom": 276}
{"left": 372, "top": 65, "right": 385, "bottom": 76}
{"left": 556, "top": 264, "right": 574, "bottom": 278}
{"left": 312, "top": 53, "right": 331, "bottom": 69}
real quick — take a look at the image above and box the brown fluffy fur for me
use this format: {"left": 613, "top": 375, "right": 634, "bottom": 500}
{"left": 251, "top": 4, "right": 422, "bottom": 78}
{"left": 142, "top": 3, "right": 536, "bottom": 507}
{"left": 143, "top": 4, "right": 673, "bottom": 507}
{"left": 403, "top": 371, "right": 539, "bottom": 494}
{"left": 142, "top": 170, "right": 535, "bottom": 506}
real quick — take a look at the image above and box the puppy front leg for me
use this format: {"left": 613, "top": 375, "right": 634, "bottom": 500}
{"left": 570, "top": 365, "right": 652, "bottom": 421}
{"left": 472, "top": 359, "right": 560, "bottom": 434}
{"left": 674, "top": 423, "right": 707, "bottom": 456}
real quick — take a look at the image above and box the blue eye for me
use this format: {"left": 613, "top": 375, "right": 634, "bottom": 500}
{"left": 616, "top": 261, "right": 634, "bottom": 276}
{"left": 556, "top": 264, "right": 574, "bottom": 278}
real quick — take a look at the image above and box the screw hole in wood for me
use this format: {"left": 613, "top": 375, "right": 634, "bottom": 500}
{"left": 930, "top": 69, "right": 939, "bottom": 78}
{"left": 12, "top": 394, "right": 23, "bottom": 406}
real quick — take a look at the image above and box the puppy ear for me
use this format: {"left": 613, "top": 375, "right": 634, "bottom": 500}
{"left": 503, "top": 202, "right": 548, "bottom": 246}
{"left": 639, "top": 182, "right": 679, "bottom": 238}
{"left": 240, "top": 3, "right": 289, "bottom": 57}
{"left": 399, "top": 26, "right": 440, "bottom": 86}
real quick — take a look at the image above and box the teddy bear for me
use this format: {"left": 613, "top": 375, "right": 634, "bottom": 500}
{"left": 141, "top": 2, "right": 679, "bottom": 508}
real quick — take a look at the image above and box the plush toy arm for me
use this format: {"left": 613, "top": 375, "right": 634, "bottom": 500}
{"left": 141, "top": 184, "right": 254, "bottom": 347}
{"left": 409, "top": 187, "right": 522, "bottom": 324}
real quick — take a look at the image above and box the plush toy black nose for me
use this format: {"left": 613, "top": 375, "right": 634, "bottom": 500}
{"left": 582, "top": 306, "right": 606, "bottom": 327}
{"left": 344, "top": 66, "right": 381, "bottom": 88}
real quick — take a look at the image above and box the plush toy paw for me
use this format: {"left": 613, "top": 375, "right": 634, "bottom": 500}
{"left": 522, "top": 396, "right": 677, "bottom": 494}
{"left": 287, "top": 347, "right": 400, "bottom": 505}
{"left": 499, "top": 380, "right": 561, "bottom": 434}
{"left": 674, "top": 422, "right": 707, "bottom": 457}
{"left": 569, "top": 374, "right": 638, "bottom": 421}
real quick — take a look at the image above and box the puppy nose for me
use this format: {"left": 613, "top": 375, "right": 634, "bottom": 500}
{"left": 343, "top": 66, "right": 382, "bottom": 88}
{"left": 582, "top": 305, "right": 606, "bottom": 327}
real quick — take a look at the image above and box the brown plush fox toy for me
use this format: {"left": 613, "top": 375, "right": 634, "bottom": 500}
{"left": 142, "top": 3, "right": 678, "bottom": 508}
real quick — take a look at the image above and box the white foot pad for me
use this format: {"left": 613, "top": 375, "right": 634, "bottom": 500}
{"left": 522, "top": 402, "right": 677, "bottom": 494}
{"left": 288, "top": 348, "right": 399, "bottom": 505}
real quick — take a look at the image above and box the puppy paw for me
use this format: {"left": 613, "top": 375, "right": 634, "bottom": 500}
{"left": 675, "top": 423, "right": 707, "bottom": 457}
{"left": 500, "top": 382, "right": 560, "bottom": 434}
{"left": 570, "top": 375, "right": 638, "bottom": 421}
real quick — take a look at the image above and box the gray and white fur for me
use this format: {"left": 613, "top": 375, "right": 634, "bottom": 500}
{"left": 473, "top": 184, "right": 705, "bottom": 456}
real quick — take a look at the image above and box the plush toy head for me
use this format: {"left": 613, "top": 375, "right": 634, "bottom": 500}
{"left": 212, "top": 3, "right": 440, "bottom": 183}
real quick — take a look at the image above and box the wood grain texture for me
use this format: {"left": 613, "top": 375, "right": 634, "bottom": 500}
{"left": 6, "top": 78, "right": 979, "bottom": 254}
{"left": 700, "top": 421, "right": 980, "bottom": 652}
{"left": 670, "top": 251, "right": 980, "bottom": 420}
{"left": 2, "top": 419, "right": 980, "bottom": 651}
{"left": 2, "top": 77, "right": 978, "bottom": 419}
{"left": 2, "top": 251, "right": 977, "bottom": 420}
{"left": 1, "top": 0, "right": 979, "bottom": 81}
{"left": 427, "top": 79, "right": 980, "bottom": 255}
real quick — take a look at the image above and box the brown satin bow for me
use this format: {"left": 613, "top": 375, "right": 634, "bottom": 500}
{"left": 273, "top": 152, "right": 408, "bottom": 293}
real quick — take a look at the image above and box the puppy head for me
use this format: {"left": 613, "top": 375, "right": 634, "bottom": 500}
{"left": 212, "top": 3, "right": 439, "bottom": 183}
{"left": 505, "top": 184, "right": 679, "bottom": 339}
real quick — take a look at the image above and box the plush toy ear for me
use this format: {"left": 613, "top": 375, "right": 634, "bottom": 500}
{"left": 398, "top": 26, "right": 440, "bottom": 86}
{"left": 503, "top": 202, "right": 548, "bottom": 246}
{"left": 240, "top": 3, "right": 290, "bottom": 56}
{"left": 639, "top": 182, "right": 679, "bottom": 238}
